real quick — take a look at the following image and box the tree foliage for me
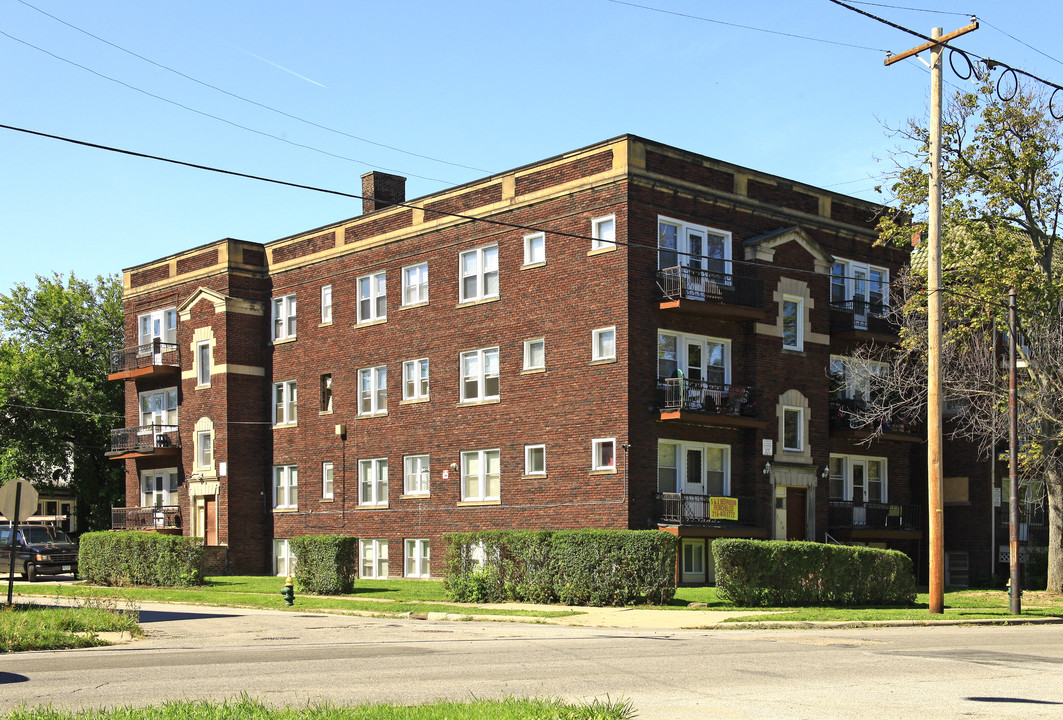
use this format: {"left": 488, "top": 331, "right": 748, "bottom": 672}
{"left": 0, "top": 273, "right": 124, "bottom": 531}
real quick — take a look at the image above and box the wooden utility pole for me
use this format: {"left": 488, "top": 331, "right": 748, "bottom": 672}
{"left": 1008, "top": 288, "right": 1021, "bottom": 614}
{"left": 886, "top": 20, "right": 978, "bottom": 614}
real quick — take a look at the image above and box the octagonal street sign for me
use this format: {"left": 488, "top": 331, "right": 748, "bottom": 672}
{"left": 0, "top": 478, "right": 39, "bottom": 523}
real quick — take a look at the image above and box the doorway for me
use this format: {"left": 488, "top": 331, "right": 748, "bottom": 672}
{"left": 786, "top": 487, "right": 807, "bottom": 540}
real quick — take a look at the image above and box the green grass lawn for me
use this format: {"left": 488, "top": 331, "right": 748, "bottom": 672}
{"left": 0, "top": 602, "right": 141, "bottom": 652}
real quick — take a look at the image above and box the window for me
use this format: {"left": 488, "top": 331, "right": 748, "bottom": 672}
{"left": 782, "top": 295, "right": 803, "bottom": 350}
{"left": 138, "top": 308, "right": 177, "bottom": 346}
{"left": 657, "top": 216, "right": 730, "bottom": 277}
{"left": 591, "top": 215, "right": 616, "bottom": 250}
{"left": 657, "top": 440, "right": 729, "bottom": 495}
{"left": 359, "top": 539, "right": 388, "bottom": 579}
{"left": 359, "top": 457, "right": 388, "bottom": 506}
{"left": 320, "top": 374, "right": 333, "bottom": 412}
{"left": 321, "top": 284, "right": 333, "bottom": 323}
{"left": 828, "top": 454, "right": 887, "bottom": 503}
{"left": 195, "top": 430, "right": 213, "bottom": 469}
{"left": 273, "top": 465, "right": 298, "bottom": 509}
{"left": 357, "top": 271, "right": 387, "bottom": 323}
{"left": 403, "top": 455, "right": 430, "bottom": 495}
{"left": 461, "top": 448, "right": 500, "bottom": 501}
{"left": 592, "top": 438, "right": 616, "bottom": 471}
{"left": 831, "top": 258, "right": 890, "bottom": 310}
{"left": 405, "top": 539, "right": 431, "bottom": 578}
{"left": 140, "top": 469, "right": 178, "bottom": 507}
{"left": 273, "top": 380, "right": 297, "bottom": 425}
{"left": 524, "top": 444, "right": 545, "bottom": 475}
{"left": 139, "top": 388, "right": 178, "bottom": 428}
{"left": 460, "top": 347, "right": 500, "bottom": 402}
{"left": 829, "top": 356, "right": 887, "bottom": 402}
{"left": 523, "top": 338, "right": 545, "bottom": 371}
{"left": 459, "top": 245, "right": 499, "bottom": 302}
{"left": 656, "top": 331, "right": 728, "bottom": 385}
{"left": 523, "top": 232, "right": 545, "bottom": 265}
{"left": 322, "top": 461, "right": 334, "bottom": 499}
{"left": 196, "top": 341, "right": 211, "bottom": 386}
{"left": 783, "top": 407, "right": 803, "bottom": 451}
{"left": 402, "top": 262, "right": 429, "bottom": 306}
{"left": 272, "top": 294, "right": 296, "bottom": 341}
{"left": 592, "top": 327, "right": 616, "bottom": 362}
{"left": 402, "top": 358, "right": 429, "bottom": 401}
{"left": 274, "top": 539, "right": 296, "bottom": 577}
{"left": 358, "top": 365, "right": 387, "bottom": 416}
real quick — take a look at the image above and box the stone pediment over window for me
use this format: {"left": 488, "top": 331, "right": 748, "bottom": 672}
{"left": 743, "top": 227, "right": 834, "bottom": 274}
{"left": 178, "top": 287, "right": 264, "bottom": 321}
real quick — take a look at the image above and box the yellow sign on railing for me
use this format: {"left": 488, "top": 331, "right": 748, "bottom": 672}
{"left": 709, "top": 496, "right": 738, "bottom": 521}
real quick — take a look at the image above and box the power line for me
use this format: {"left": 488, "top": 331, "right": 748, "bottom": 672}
{"left": 980, "top": 18, "right": 1063, "bottom": 69}
{"left": 845, "top": 2, "right": 972, "bottom": 17}
{"left": 13, "top": 0, "right": 490, "bottom": 175}
{"left": 0, "top": 402, "right": 122, "bottom": 421}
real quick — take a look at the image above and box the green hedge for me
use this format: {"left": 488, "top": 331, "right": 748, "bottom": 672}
{"left": 713, "top": 538, "right": 916, "bottom": 607}
{"left": 443, "top": 529, "right": 677, "bottom": 606}
{"left": 289, "top": 535, "right": 357, "bottom": 595}
{"left": 78, "top": 531, "right": 205, "bottom": 587}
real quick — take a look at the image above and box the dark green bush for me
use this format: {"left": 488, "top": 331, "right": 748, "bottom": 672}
{"left": 78, "top": 531, "right": 204, "bottom": 587}
{"left": 713, "top": 538, "right": 916, "bottom": 607}
{"left": 289, "top": 535, "right": 357, "bottom": 595}
{"left": 444, "top": 529, "right": 677, "bottom": 606}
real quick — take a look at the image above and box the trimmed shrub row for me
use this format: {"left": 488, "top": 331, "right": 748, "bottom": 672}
{"left": 713, "top": 538, "right": 916, "bottom": 607}
{"left": 78, "top": 531, "right": 204, "bottom": 587}
{"left": 290, "top": 535, "right": 357, "bottom": 595}
{"left": 443, "top": 529, "right": 678, "bottom": 606}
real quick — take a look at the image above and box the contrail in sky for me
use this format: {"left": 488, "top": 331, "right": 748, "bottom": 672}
{"left": 245, "top": 51, "right": 326, "bottom": 87}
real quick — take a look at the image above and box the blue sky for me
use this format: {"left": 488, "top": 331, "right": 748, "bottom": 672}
{"left": 2, "top": 0, "right": 1061, "bottom": 294}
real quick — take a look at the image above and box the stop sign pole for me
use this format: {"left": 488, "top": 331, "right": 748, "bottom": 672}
{"left": 5, "top": 483, "right": 22, "bottom": 606}
{"left": 0, "top": 479, "right": 39, "bottom": 606}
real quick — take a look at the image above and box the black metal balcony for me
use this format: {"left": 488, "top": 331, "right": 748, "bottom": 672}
{"left": 655, "top": 492, "right": 757, "bottom": 526}
{"left": 659, "top": 377, "right": 763, "bottom": 428}
{"left": 106, "top": 425, "right": 180, "bottom": 459}
{"left": 829, "top": 398, "right": 922, "bottom": 440}
{"left": 657, "top": 266, "right": 764, "bottom": 319}
{"left": 111, "top": 506, "right": 181, "bottom": 531}
{"left": 828, "top": 501, "right": 922, "bottom": 531}
{"left": 108, "top": 338, "right": 180, "bottom": 380}
{"left": 829, "top": 299, "right": 897, "bottom": 338}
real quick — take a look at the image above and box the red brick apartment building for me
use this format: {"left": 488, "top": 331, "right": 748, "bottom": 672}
{"left": 107, "top": 135, "right": 1002, "bottom": 583}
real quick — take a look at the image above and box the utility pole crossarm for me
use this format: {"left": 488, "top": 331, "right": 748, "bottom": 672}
{"left": 884, "top": 22, "right": 979, "bottom": 66}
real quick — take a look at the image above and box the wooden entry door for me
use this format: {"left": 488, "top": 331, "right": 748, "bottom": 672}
{"left": 786, "top": 487, "right": 807, "bottom": 540}
{"left": 203, "top": 495, "right": 218, "bottom": 545}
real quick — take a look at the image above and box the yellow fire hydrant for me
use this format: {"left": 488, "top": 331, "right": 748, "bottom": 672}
{"left": 281, "top": 575, "right": 295, "bottom": 606}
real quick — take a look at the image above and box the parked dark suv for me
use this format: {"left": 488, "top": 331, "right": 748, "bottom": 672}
{"left": 0, "top": 525, "right": 78, "bottom": 581}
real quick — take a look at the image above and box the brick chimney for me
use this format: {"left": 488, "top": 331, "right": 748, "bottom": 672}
{"left": 361, "top": 171, "right": 406, "bottom": 214}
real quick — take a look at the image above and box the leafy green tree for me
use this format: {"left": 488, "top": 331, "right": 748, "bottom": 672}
{"left": 875, "top": 77, "right": 1063, "bottom": 592}
{"left": 0, "top": 273, "right": 124, "bottom": 531}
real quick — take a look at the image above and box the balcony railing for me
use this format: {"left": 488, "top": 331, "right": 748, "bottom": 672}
{"left": 108, "top": 425, "right": 180, "bottom": 455}
{"left": 657, "top": 266, "right": 763, "bottom": 309}
{"left": 829, "top": 398, "right": 921, "bottom": 436}
{"left": 109, "top": 339, "right": 180, "bottom": 378}
{"left": 111, "top": 506, "right": 181, "bottom": 531}
{"left": 663, "top": 378, "right": 756, "bottom": 417}
{"left": 828, "top": 501, "right": 921, "bottom": 531}
{"left": 655, "top": 492, "right": 757, "bottom": 526}
{"left": 829, "top": 299, "right": 897, "bottom": 336}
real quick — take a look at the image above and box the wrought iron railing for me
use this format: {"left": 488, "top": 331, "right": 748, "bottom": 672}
{"left": 829, "top": 398, "right": 921, "bottom": 435}
{"left": 109, "top": 425, "right": 180, "bottom": 453}
{"left": 655, "top": 492, "right": 757, "bottom": 525}
{"left": 828, "top": 501, "right": 921, "bottom": 530}
{"left": 829, "top": 299, "right": 896, "bottom": 334}
{"left": 656, "top": 266, "right": 763, "bottom": 308}
{"left": 111, "top": 506, "right": 181, "bottom": 530}
{"left": 109, "top": 338, "right": 180, "bottom": 375}
{"left": 663, "top": 378, "right": 756, "bottom": 417}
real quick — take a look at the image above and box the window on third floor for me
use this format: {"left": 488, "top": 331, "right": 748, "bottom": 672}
{"left": 459, "top": 245, "right": 498, "bottom": 303}
{"left": 272, "top": 294, "right": 297, "bottom": 341}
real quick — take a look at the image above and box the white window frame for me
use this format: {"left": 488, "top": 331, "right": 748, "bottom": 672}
{"left": 271, "top": 294, "right": 297, "bottom": 341}
{"left": 322, "top": 461, "right": 334, "bottom": 500}
{"left": 139, "top": 388, "right": 178, "bottom": 429}
{"left": 459, "top": 244, "right": 499, "bottom": 303}
{"left": 830, "top": 356, "right": 887, "bottom": 403}
{"left": 461, "top": 448, "right": 501, "bottom": 502}
{"left": 359, "top": 538, "right": 389, "bottom": 579}
{"left": 321, "top": 284, "right": 333, "bottom": 324}
{"left": 782, "top": 294, "right": 804, "bottom": 351}
{"left": 196, "top": 340, "right": 211, "bottom": 387}
{"left": 320, "top": 373, "right": 333, "bottom": 413}
{"left": 657, "top": 440, "right": 730, "bottom": 495}
{"left": 404, "top": 538, "right": 431, "bottom": 578}
{"left": 273, "top": 465, "right": 298, "bottom": 509}
{"left": 138, "top": 308, "right": 177, "bottom": 346}
{"left": 523, "top": 338, "right": 545, "bottom": 371}
{"left": 273, "top": 380, "right": 297, "bottom": 426}
{"left": 524, "top": 444, "right": 546, "bottom": 476}
{"left": 460, "top": 347, "right": 500, "bottom": 402}
{"left": 656, "top": 330, "right": 730, "bottom": 386}
{"left": 402, "top": 262, "right": 429, "bottom": 306}
{"left": 195, "top": 429, "right": 213, "bottom": 470}
{"left": 592, "top": 326, "right": 616, "bottom": 362}
{"left": 782, "top": 406, "right": 803, "bottom": 452}
{"left": 402, "top": 358, "right": 429, "bottom": 401}
{"left": 657, "top": 215, "right": 732, "bottom": 276}
{"left": 831, "top": 258, "right": 890, "bottom": 307}
{"left": 274, "top": 539, "right": 296, "bottom": 577}
{"left": 358, "top": 457, "right": 389, "bottom": 507}
{"left": 523, "top": 232, "right": 545, "bottom": 265}
{"left": 591, "top": 215, "right": 616, "bottom": 250}
{"left": 358, "top": 365, "right": 388, "bottom": 416}
{"left": 140, "top": 469, "right": 178, "bottom": 508}
{"left": 403, "top": 454, "right": 430, "bottom": 496}
{"left": 829, "top": 453, "right": 888, "bottom": 503}
{"left": 357, "top": 271, "right": 387, "bottom": 324}
{"left": 592, "top": 438, "right": 616, "bottom": 471}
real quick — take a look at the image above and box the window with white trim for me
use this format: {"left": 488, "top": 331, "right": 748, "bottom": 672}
{"left": 523, "top": 232, "right": 545, "bottom": 265}
{"left": 657, "top": 216, "right": 731, "bottom": 276}
{"left": 524, "top": 444, "right": 546, "bottom": 475}
{"left": 459, "top": 245, "right": 498, "bottom": 302}
{"left": 273, "top": 380, "right": 297, "bottom": 425}
{"left": 321, "top": 284, "right": 333, "bottom": 323}
{"left": 405, "top": 538, "right": 431, "bottom": 578}
{"left": 656, "top": 331, "right": 729, "bottom": 386}
{"left": 358, "top": 457, "right": 388, "bottom": 506}
{"left": 783, "top": 407, "right": 803, "bottom": 451}
{"left": 831, "top": 258, "right": 890, "bottom": 309}
{"left": 657, "top": 440, "right": 729, "bottom": 495}
{"left": 359, "top": 539, "right": 388, "bottom": 579}
{"left": 829, "top": 454, "right": 887, "bottom": 503}
{"left": 274, "top": 539, "right": 296, "bottom": 577}
{"left": 592, "top": 327, "right": 616, "bottom": 362}
{"left": 196, "top": 340, "right": 211, "bottom": 386}
{"left": 523, "top": 338, "right": 545, "bottom": 371}
{"left": 402, "top": 358, "right": 429, "bottom": 401}
{"left": 592, "top": 438, "right": 616, "bottom": 471}
{"left": 403, "top": 454, "right": 430, "bottom": 495}
{"left": 402, "top": 262, "right": 429, "bottom": 306}
{"left": 829, "top": 356, "right": 887, "bottom": 402}
{"left": 320, "top": 373, "right": 333, "bottom": 412}
{"left": 272, "top": 294, "right": 296, "bottom": 341}
{"left": 273, "top": 465, "right": 298, "bottom": 509}
{"left": 460, "top": 347, "right": 500, "bottom": 402}
{"left": 357, "top": 271, "right": 387, "bottom": 323}
{"left": 782, "top": 295, "right": 803, "bottom": 350}
{"left": 461, "top": 448, "right": 500, "bottom": 501}
{"left": 139, "top": 388, "right": 178, "bottom": 429}
{"left": 195, "top": 430, "right": 213, "bottom": 470}
{"left": 591, "top": 215, "right": 616, "bottom": 250}
{"left": 322, "top": 461, "right": 334, "bottom": 499}
{"left": 138, "top": 308, "right": 177, "bottom": 346}
{"left": 140, "top": 469, "right": 178, "bottom": 508}
{"left": 358, "top": 365, "right": 387, "bottom": 416}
